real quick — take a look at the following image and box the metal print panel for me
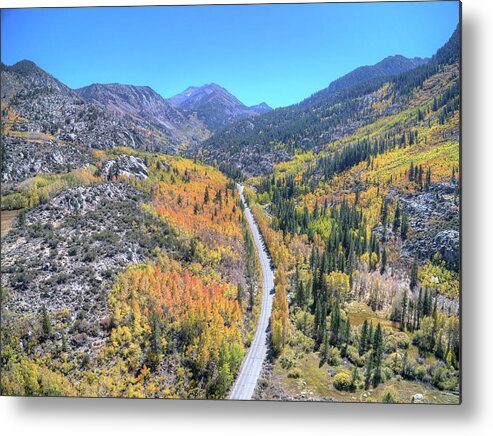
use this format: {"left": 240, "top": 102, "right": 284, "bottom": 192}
{"left": 0, "top": 1, "right": 461, "bottom": 404}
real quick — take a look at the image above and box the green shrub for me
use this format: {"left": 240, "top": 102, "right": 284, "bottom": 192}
{"left": 279, "top": 352, "right": 296, "bottom": 370}
{"left": 397, "top": 336, "right": 410, "bottom": 349}
{"left": 333, "top": 372, "right": 352, "bottom": 391}
{"left": 347, "top": 345, "right": 365, "bottom": 367}
{"left": 327, "top": 347, "right": 341, "bottom": 366}
{"left": 382, "top": 386, "right": 399, "bottom": 403}
{"left": 1, "top": 192, "right": 28, "bottom": 210}
{"left": 288, "top": 369, "right": 301, "bottom": 379}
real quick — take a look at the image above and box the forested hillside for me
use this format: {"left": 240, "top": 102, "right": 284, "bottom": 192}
{"left": 239, "top": 27, "right": 460, "bottom": 403}
{"left": 200, "top": 28, "right": 458, "bottom": 177}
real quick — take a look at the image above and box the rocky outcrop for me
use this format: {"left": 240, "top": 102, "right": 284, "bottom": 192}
{"left": 433, "top": 230, "right": 460, "bottom": 271}
{"left": 401, "top": 182, "right": 460, "bottom": 271}
{"left": 100, "top": 154, "right": 148, "bottom": 181}
{"left": 1, "top": 135, "right": 92, "bottom": 183}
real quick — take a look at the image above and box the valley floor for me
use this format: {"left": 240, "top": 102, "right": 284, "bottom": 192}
{"left": 256, "top": 301, "right": 459, "bottom": 404}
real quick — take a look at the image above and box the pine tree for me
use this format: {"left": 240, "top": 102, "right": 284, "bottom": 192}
{"left": 401, "top": 213, "right": 409, "bottom": 240}
{"left": 401, "top": 351, "right": 409, "bottom": 378}
{"left": 313, "top": 201, "right": 319, "bottom": 220}
{"left": 354, "top": 189, "right": 360, "bottom": 206}
{"left": 310, "top": 246, "right": 317, "bottom": 270}
{"left": 380, "top": 198, "right": 389, "bottom": 227}
{"left": 215, "top": 189, "right": 223, "bottom": 208}
{"left": 295, "top": 278, "right": 305, "bottom": 309}
{"left": 342, "top": 318, "right": 351, "bottom": 357}
{"left": 368, "top": 322, "right": 374, "bottom": 351}
{"left": 410, "top": 256, "right": 419, "bottom": 290}
{"left": 321, "top": 329, "right": 330, "bottom": 364}
{"left": 393, "top": 204, "right": 401, "bottom": 234}
{"left": 41, "top": 305, "right": 52, "bottom": 339}
{"left": 237, "top": 283, "right": 244, "bottom": 309}
{"left": 435, "top": 329, "right": 446, "bottom": 360}
{"left": 203, "top": 186, "right": 210, "bottom": 204}
{"left": 371, "top": 323, "right": 384, "bottom": 387}
{"left": 425, "top": 167, "right": 432, "bottom": 190}
{"left": 364, "top": 353, "right": 373, "bottom": 389}
{"left": 316, "top": 300, "right": 327, "bottom": 347}
{"left": 61, "top": 331, "right": 68, "bottom": 352}
{"left": 359, "top": 320, "right": 368, "bottom": 356}
{"left": 380, "top": 249, "right": 387, "bottom": 275}
{"left": 350, "top": 365, "right": 359, "bottom": 391}
{"left": 409, "top": 162, "right": 414, "bottom": 181}
{"left": 329, "top": 299, "right": 341, "bottom": 346}
{"left": 418, "top": 165, "right": 424, "bottom": 189}
{"left": 400, "top": 291, "right": 408, "bottom": 331}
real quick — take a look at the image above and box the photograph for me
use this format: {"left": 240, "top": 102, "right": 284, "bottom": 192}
{"left": 1, "top": 0, "right": 461, "bottom": 404}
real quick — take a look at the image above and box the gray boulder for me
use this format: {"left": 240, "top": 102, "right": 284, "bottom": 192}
{"left": 101, "top": 154, "right": 148, "bottom": 180}
{"left": 433, "top": 230, "right": 460, "bottom": 270}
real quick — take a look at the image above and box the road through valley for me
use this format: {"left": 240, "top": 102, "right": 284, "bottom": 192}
{"left": 229, "top": 184, "right": 275, "bottom": 400}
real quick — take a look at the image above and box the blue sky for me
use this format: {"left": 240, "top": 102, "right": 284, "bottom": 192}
{"left": 1, "top": 2, "right": 459, "bottom": 108}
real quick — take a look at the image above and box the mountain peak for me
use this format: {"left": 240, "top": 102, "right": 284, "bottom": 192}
{"left": 74, "top": 81, "right": 206, "bottom": 147}
{"left": 375, "top": 55, "right": 429, "bottom": 73}
{"left": 304, "top": 54, "right": 429, "bottom": 105}
{"left": 10, "top": 59, "right": 39, "bottom": 73}
{"left": 7, "top": 59, "right": 50, "bottom": 79}
{"left": 168, "top": 83, "right": 262, "bottom": 131}
{"left": 3, "top": 59, "right": 74, "bottom": 96}
{"left": 250, "top": 102, "right": 272, "bottom": 113}
{"left": 76, "top": 82, "right": 179, "bottom": 119}
{"left": 202, "top": 83, "right": 223, "bottom": 90}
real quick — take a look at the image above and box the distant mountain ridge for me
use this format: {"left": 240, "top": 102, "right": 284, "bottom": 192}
{"left": 1, "top": 60, "right": 167, "bottom": 152}
{"left": 169, "top": 83, "right": 271, "bottom": 132}
{"left": 249, "top": 102, "right": 272, "bottom": 113}
{"left": 76, "top": 83, "right": 209, "bottom": 147}
{"left": 77, "top": 83, "right": 179, "bottom": 119}
{"left": 1, "top": 59, "right": 169, "bottom": 182}
{"left": 305, "top": 55, "right": 429, "bottom": 105}
{"left": 200, "top": 28, "right": 459, "bottom": 176}
{"left": 0, "top": 59, "right": 274, "bottom": 182}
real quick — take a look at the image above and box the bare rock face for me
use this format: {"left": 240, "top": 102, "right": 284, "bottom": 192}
{"left": 401, "top": 182, "right": 459, "bottom": 270}
{"left": 76, "top": 83, "right": 210, "bottom": 148}
{"left": 1, "top": 136, "right": 92, "bottom": 183}
{"left": 1, "top": 62, "right": 151, "bottom": 150}
{"left": 100, "top": 154, "right": 148, "bottom": 181}
{"left": 1, "top": 61, "right": 175, "bottom": 183}
{"left": 433, "top": 230, "right": 460, "bottom": 271}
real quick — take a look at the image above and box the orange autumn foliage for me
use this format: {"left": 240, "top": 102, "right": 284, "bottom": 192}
{"left": 108, "top": 256, "right": 245, "bottom": 384}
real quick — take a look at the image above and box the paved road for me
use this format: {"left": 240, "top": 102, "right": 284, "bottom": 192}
{"left": 229, "top": 184, "right": 275, "bottom": 400}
